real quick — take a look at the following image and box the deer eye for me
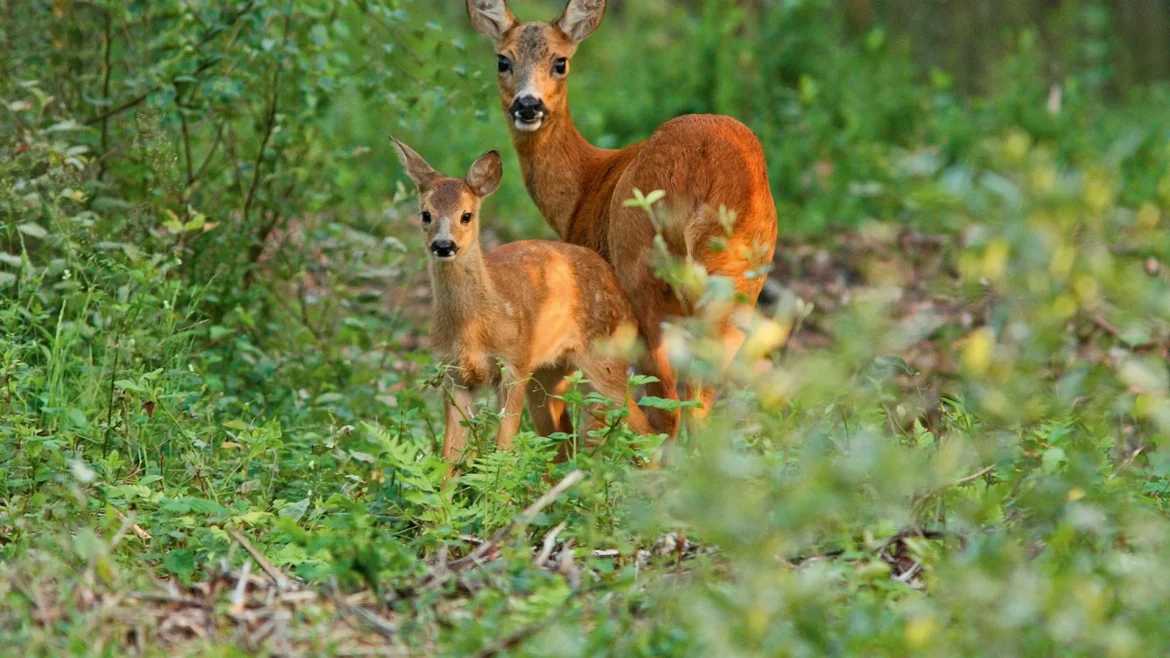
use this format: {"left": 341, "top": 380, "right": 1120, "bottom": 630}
{"left": 553, "top": 58, "right": 567, "bottom": 75}
{"left": 421, "top": 211, "right": 432, "bottom": 224}
{"left": 461, "top": 212, "right": 473, "bottom": 224}
{"left": 497, "top": 55, "right": 512, "bottom": 73}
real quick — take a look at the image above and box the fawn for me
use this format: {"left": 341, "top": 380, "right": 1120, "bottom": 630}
{"left": 390, "top": 137, "right": 652, "bottom": 466}
{"left": 465, "top": 0, "right": 779, "bottom": 439}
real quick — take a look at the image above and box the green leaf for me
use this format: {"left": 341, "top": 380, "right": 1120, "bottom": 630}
{"left": 163, "top": 550, "right": 195, "bottom": 580}
{"left": 278, "top": 497, "right": 310, "bottom": 522}
{"left": 17, "top": 223, "right": 47, "bottom": 239}
{"left": 160, "top": 497, "right": 227, "bottom": 516}
{"left": 1042, "top": 447, "right": 1068, "bottom": 473}
{"left": 637, "top": 396, "right": 701, "bottom": 410}
{"left": 114, "top": 379, "right": 146, "bottom": 394}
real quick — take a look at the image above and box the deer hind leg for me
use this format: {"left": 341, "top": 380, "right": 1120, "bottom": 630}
{"left": 683, "top": 322, "right": 746, "bottom": 426}
{"left": 621, "top": 280, "right": 681, "bottom": 439}
{"left": 526, "top": 363, "right": 574, "bottom": 437}
{"left": 573, "top": 352, "right": 653, "bottom": 457}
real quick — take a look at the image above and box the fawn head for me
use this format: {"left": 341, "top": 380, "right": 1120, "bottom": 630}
{"left": 390, "top": 137, "right": 502, "bottom": 261}
{"left": 466, "top": 0, "right": 606, "bottom": 132}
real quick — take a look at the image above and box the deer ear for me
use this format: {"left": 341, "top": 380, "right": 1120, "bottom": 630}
{"left": 390, "top": 137, "right": 440, "bottom": 189}
{"left": 556, "top": 0, "right": 605, "bottom": 44}
{"left": 467, "top": 0, "right": 516, "bottom": 46}
{"left": 466, "top": 150, "right": 503, "bottom": 198}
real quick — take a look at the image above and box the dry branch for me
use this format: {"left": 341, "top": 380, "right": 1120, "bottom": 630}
{"left": 451, "top": 470, "right": 586, "bottom": 571}
{"left": 227, "top": 528, "right": 292, "bottom": 590}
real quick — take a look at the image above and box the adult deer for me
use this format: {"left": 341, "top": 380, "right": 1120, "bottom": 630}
{"left": 466, "top": 0, "right": 778, "bottom": 437}
{"left": 390, "top": 137, "right": 652, "bottom": 468}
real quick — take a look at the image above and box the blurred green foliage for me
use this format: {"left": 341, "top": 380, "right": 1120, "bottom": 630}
{"left": 2, "top": 0, "right": 1170, "bottom": 655}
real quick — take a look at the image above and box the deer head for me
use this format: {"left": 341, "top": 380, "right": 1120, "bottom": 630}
{"left": 466, "top": 0, "right": 606, "bottom": 132}
{"left": 390, "top": 137, "right": 502, "bottom": 261}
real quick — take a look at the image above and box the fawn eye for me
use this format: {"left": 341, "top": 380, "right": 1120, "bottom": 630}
{"left": 461, "top": 212, "right": 473, "bottom": 224}
{"left": 497, "top": 55, "right": 512, "bottom": 73}
{"left": 553, "top": 58, "right": 567, "bottom": 75}
{"left": 421, "top": 211, "right": 432, "bottom": 224}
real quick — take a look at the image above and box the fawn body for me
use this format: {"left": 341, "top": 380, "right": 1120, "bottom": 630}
{"left": 467, "top": 0, "right": 779, "bottom": 437}
{"left": 390, "top": 137, "right": 652, "bottom": 464}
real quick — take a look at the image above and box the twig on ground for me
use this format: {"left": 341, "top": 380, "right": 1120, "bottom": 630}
{"left": 228, "top": 528, "right": 292, "bottom": 589}
{"left": 126, "top": 592, "right": 211, "bottom": 609}
{"left": 113, "top": 508, "right": 152, "bottom": 541}
{"left": 533, "top": 521, "right": 567, "bottom": 566}
{"left": 328, "top": 578, "right": 397, "bottom": 640}
{"left": 230, "top": 559, "right": 252, "bottom": 615}
{"left": 451, "top": 470, "right": 586, "bottom": 571}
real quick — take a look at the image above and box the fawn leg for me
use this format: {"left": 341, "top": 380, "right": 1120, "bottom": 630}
{"left": 442, "top": 383, "right": 476, "bottom": 465}
{"left": 496, "top": 370, "right": 528, "bottom": 450}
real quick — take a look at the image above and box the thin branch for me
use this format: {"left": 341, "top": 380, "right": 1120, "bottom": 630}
{"left": 950, "top": 464, "right": 994, "bottom": 487}
{"left": 240, "top": 83, "right": 278, "bottom": 225}
{"left": 113, "top": 508, "right": 151, "bottom": 541}
{"left": 192, "top": 118, "right": 226, "bottom": 183}
{"left": 533, "top": 521, "right": 567, "bottom": 566}
{"left": 179, "top": 106, "right": 194, "bottom": 185}
{"left": 98, "top": 10, "right": 114, "bottom": 179}
{"left": 328, "top": 578, "right": 397, "bottom": 640}
{"left": 102, "top": 328, "right": 122, "bottom": 457}
{"left": 228, "top": 528, "right": 292, "bottom": 589}
{"left": 451, "top": 470, "right": 586, "bottom": 571}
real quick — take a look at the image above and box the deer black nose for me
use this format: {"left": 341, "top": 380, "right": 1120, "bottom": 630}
{"left": 510, "top": 96, "right": 546, "bottom": 122}
{"left": 430, "top": 239, "right": 458, "bottom": 258}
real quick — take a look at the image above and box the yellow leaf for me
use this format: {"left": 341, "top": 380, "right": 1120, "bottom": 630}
{"left": 905, "top": 616, "right": 939, "bottom": 649}
{"left": 962, "top": 328, "right": 994, "bottom": 375}
{"left": 981, "top": 239, "right": 1009, "bottom": 282}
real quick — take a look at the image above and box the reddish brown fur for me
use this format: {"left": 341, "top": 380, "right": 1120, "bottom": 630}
{"left": 467, "top": 0, "right": 779, "bottom": 436}
{"left": 390, "top": 137, "right": 651, "bottom": 467}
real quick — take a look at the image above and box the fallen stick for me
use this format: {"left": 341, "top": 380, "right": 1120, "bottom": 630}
{"left": 533, "top": 521, "right": 567, "bottom": 566}
{"left": 228, "top": 528, "right": 292, "bottom": 590}
{"left": 452, "top": 470, "right": 586, "bottom": 571}
{"left": 114, "top": 508, "right": 152, "bottom": 541}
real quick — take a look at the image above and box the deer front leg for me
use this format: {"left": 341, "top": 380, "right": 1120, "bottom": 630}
{"left": 442, "top": 383, "right": 477, "bottom": 465}
{"left": 496, "top": 370, "right": 528, "bottom": 450}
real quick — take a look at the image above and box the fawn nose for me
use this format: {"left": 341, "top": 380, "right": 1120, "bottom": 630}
{"left": 510, "top": 96, "right": 546, "bottom": 123}
{"left": 430, "top": 239, "right": 458, "bottom": 258}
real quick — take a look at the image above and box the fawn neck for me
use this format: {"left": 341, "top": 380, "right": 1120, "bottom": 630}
{"left": 510, "top": 109, "right": 612, "bottom": 243}
{"left": 429, "top": 247, "right": 496, "bottom": 334}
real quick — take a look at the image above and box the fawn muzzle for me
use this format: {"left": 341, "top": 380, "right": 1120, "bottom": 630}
{"left": 430, "top": 239, "right": 458, "bottom": 259}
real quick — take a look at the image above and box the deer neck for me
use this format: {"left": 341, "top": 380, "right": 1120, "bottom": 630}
{"left": 429, "top": 248, "right": 497, "bottom": 336}
{"left": 510, "top": 108, "right": 609, "bottom": 241}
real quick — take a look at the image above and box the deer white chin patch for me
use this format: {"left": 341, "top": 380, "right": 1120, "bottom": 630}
{"left": 513, "top": 116, "right": 544, "bottom": 132}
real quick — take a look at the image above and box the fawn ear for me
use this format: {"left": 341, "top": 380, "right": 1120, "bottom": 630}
{"left": 556, "top": 0, "right": 605, "bottom": 44}
{"left": 466, "top": 150, "right": 503, "bottom": 198}
{"left": 467, "top": 0, "right": 516, "bottom": 47}
{"left": 390, "top": 137, "right": 440, "bottom": 189}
